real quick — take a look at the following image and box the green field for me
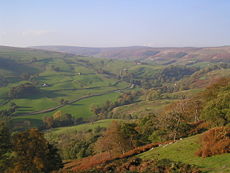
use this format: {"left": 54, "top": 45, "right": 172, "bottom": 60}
{"left": 0, "top": 48, "right": 137, "bottom": 128}
{"left": 111, "top": 99, "right": 174, "bottom": 118}
{"left": 139, "top": 134, "right": 230, "bottom": 173}
{"left": 12, "top": 92, "right": 121, "bottom": 127}
{"left": 45, "top": 119, "right": 118, "bottom": 138}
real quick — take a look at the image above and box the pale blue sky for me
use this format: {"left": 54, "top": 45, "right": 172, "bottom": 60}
{"left": 0, "top": 0, "right": 230, "bottom": 47}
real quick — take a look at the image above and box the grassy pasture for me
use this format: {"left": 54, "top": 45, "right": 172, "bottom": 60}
{"left": 111, "top": 99, "right": 173, "bottom": 118}
{"left": 14, "top": 91, "right": 120, "bottom": 121}
{"left": 139, "top": 134, "right": 230, "bottom": 173}
{"left": 0, "top": 49, "right": 135, "bottom": 129}
{"left": 44, "top": 119, "right": 118, "bottom": 138}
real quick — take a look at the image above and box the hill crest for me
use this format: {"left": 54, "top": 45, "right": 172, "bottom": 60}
{"left": 31, "top": 45, "right": 230, "bottom": 62}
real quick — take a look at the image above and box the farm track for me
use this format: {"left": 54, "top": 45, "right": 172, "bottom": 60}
{"left": 22, "top": 86, "right": 130, "bottom": 116}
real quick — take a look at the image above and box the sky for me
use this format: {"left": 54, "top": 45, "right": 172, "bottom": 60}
{"left": 0, "top": 0, "right": 230, "bottom": 47}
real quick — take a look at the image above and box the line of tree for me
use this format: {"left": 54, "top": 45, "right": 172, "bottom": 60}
{"left": 43, "top": 111, "right": 84, "bottom": 129}
{"left": 0, "top": 103, "right": 17, "bottom": 117}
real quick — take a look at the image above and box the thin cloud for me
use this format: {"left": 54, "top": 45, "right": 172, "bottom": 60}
{"left": 21, "top": 30, "right": 52, "bottom": 36}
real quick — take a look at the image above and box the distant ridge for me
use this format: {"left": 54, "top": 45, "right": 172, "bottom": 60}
{"left": 31, "top": 45, "right": 230, "bottom": 62}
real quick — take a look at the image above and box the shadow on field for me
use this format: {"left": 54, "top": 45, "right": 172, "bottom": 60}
{"left": 9, "top": 118, "right": 44, "bottom": 130}
{"left": 22, "top": 90, "right": 66, "bottom": 99}
{"left": 16, "top": 106, "right": 34, "bottom": 113}
{"left": 69, "top": 103, "right": 84, "bottom": 106}
{"left": 41, "top": 90, "right": 66, "bottom": 98}
{"left": 18, "top": 106, "right": 32, "bottom": 108}
{"left": 16, "top": 110, "right": 34, "bottom": 115}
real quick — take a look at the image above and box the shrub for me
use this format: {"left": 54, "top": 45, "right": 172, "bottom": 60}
{"left": 196, "top": 127, "right": 230, "bottom": 157}
{"left": 87, "top": 158, "right": 202, "bottom": 173}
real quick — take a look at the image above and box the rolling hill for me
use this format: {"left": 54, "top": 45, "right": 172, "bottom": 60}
{"left": 1, "top": 45, "right": 230, "bottom": 131}
{"left": 32, "top": 45, "right": 230, "bottom": 64}
{"left": 0, "top": 46, "right": 132, "bottom": 129}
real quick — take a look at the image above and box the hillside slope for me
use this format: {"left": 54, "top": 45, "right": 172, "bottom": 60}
{"left": 62, "top": 133, "right": 230, "bottom": 173}
{"left": 139, "top": 134, "right": 230, "bottom": 173}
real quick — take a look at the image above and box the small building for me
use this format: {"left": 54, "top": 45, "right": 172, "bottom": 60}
{"left": 130, "top": 84, "right": 135, "bottom": 88}
{"left": 42, "top": 83, "right": 48, "bottom": 87}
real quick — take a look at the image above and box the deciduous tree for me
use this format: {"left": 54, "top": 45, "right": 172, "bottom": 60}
{"left": 10, "top": 128, "right": 63, "bottom": 173}
{"left": 0, "top": 122, "right": 12, "bottom": 172}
